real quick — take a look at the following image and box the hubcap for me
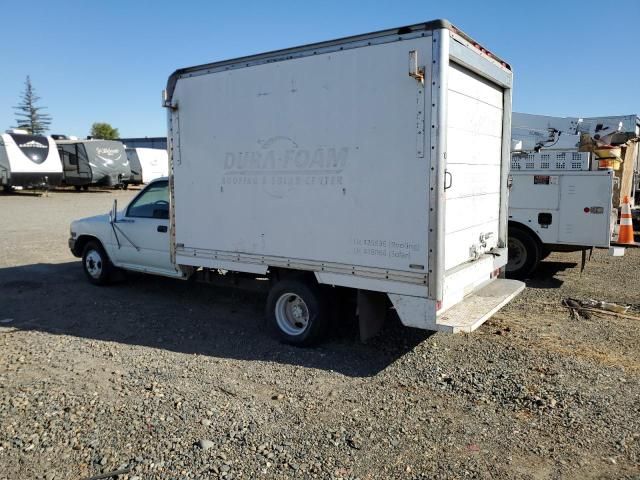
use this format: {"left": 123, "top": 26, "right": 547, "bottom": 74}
{"left": 275, "top": 293, "right": 310, "bottom": 336}
{"left": 85, "top": 250, "right": 103, "bottom": 279}
{"left": 507, "top": 237, "right": 527, "bottom": 272}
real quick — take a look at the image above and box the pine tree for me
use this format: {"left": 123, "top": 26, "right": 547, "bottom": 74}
{"left": 13, "top": 76, "right": 52, "bottom": 135}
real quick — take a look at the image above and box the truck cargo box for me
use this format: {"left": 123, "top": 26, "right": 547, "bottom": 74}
{"left": 164, "top": 20, "right": 523, "bottom": 332}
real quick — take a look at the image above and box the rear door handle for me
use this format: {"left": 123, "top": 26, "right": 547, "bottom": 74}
{"left": 157, "top": 225, "right": 167, "bottom": 233}
{"left": 444, "top": 170, "right": 453, "bottom": 190}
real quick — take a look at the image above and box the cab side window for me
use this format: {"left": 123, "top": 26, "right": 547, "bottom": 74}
{"left": 126, "top": 181, "right": 169, "bottom": 219}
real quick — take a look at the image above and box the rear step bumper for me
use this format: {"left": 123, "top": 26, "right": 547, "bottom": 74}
{"left": 387, "top": 278, "right": 524, "bottom": 333}
{"left": 435, "top": 279, "right": 524, "bottom": 333}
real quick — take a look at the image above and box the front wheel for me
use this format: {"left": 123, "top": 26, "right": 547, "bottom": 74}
{"left": 266, "top": 279, "right": 330, "bottom": 346}
{"left": 82, "top": 241, "right": 113, "bottom": 285}
{"left": 506, "top": 227, "right": 541, "bottom": 279}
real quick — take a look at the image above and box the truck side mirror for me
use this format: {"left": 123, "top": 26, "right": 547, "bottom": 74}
{"left": 110, "top": 199, "right": 118, "bottom": 224}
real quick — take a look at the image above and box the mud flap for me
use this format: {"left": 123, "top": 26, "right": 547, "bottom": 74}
{"left": 357, "top": 290, "right": 387, "bottom": 343}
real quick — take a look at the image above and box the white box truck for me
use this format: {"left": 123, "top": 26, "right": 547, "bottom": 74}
{"left": 69, "top": 20, "right": 523, "bottom": 345}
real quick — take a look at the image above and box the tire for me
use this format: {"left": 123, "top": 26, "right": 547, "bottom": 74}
{"left": 506, "top": 226, "right": 541, "bottom": 279}
{"left": 81, "top": 241, "right": 113, "bottom": 285}
{"left": 74, "top": 185, "right": 82, "bottom": 191}
{"left": 82, "top": 185, "right": 89, "bottom": 191}
{"left": 266, "top": 278, "right": 330, "bottom": 346}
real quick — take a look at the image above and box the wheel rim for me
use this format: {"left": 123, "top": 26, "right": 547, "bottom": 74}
{"left": 507, "top": 237, "right": 527, "bottom": 272}
{"left": 274, "top": 293, "right": 310, "bottom": 336}
{"left": 85, "top": 250, "right": 103, "bottom": 279}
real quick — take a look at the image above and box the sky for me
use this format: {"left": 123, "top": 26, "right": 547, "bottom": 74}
{"left": 1, "top": 0, "right": 638, "bottom": 138}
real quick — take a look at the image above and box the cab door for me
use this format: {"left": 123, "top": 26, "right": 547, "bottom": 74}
{"left": 113, "top": 180, "right": 179, "bottom": 276}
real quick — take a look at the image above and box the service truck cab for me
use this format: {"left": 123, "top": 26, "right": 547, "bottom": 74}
{"left": 69, "top": 20, "right": 523, "bottom": 345}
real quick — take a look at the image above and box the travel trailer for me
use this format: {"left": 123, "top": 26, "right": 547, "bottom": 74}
{"left": 123, "top": 148, "right": 143, "bottom": 187}
{"left": 55, "top": 139, "right": 131, "bottom": 189}
{"left": 69, "top": 20, "right": 523, "bottom": 345}
{"left": 124, "top": 147, "right": 168, "bottom": 185}
{"left": 0, "top": 130, "right": 63, "bottom": 190}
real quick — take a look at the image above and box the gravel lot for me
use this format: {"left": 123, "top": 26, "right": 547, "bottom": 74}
{"left": 0, "top": 189, "right": 639, "bottom": 480}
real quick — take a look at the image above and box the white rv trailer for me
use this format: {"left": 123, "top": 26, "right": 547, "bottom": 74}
{"left": 134, "top": 147, "right": 168, "bottom": 184}
{"left": 506, "top": 112, "right": 638, "bottom": 277}
{"left": 0, "top": 130, "right": 63, "bottom": 190}
{"left": 123, "top": 148, "right": 169, "bottom": 187}
{"left": 69, "top": 20, "right": 524, "bottom": 345}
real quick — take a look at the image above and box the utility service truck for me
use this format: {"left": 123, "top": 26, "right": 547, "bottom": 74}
{"left": 506, "top": 112, "right": 638, "bottom": 277}
{"left": 69, "top": 20, "right": 524, "bottom": 345}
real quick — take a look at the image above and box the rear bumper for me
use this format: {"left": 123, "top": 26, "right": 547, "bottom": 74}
{"left": 387, "top": 278, "right": 524, "bottom": 333}
{"left": 435, "top": 279, "right": 524, "bottom": 333}
{"left": 388, "top": 249, "right": 523, "bottom": 333}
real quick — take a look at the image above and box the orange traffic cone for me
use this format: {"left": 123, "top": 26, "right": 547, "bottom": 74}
{"left": 617, "top": 195, "right": 635, "bottom": 245}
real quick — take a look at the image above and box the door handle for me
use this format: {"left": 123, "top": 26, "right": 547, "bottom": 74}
{"left": 444, "top": 170, "right": 453, "bottom": 190}
{"left": 157, "top": 225, "right": 167, "bottom": 233}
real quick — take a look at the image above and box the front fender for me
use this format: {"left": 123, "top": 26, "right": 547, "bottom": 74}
{"left": 70, "top": 214, "right": 115, "bottom": 259}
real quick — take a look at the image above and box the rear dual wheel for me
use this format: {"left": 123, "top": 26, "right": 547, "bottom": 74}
{"left": 266, "top": 279, "right": 330, "bottom": 346}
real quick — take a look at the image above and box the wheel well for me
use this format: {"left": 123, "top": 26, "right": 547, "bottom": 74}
{"left": 508, "top": 221, "right": 543, "bottom": 249}
{"left": 73, "top": 235, "right": 102, "bottom": 257}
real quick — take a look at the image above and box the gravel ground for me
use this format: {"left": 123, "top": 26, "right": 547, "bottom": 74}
{"left": 0, "top": 189, "right": 639, "bottom": 480}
